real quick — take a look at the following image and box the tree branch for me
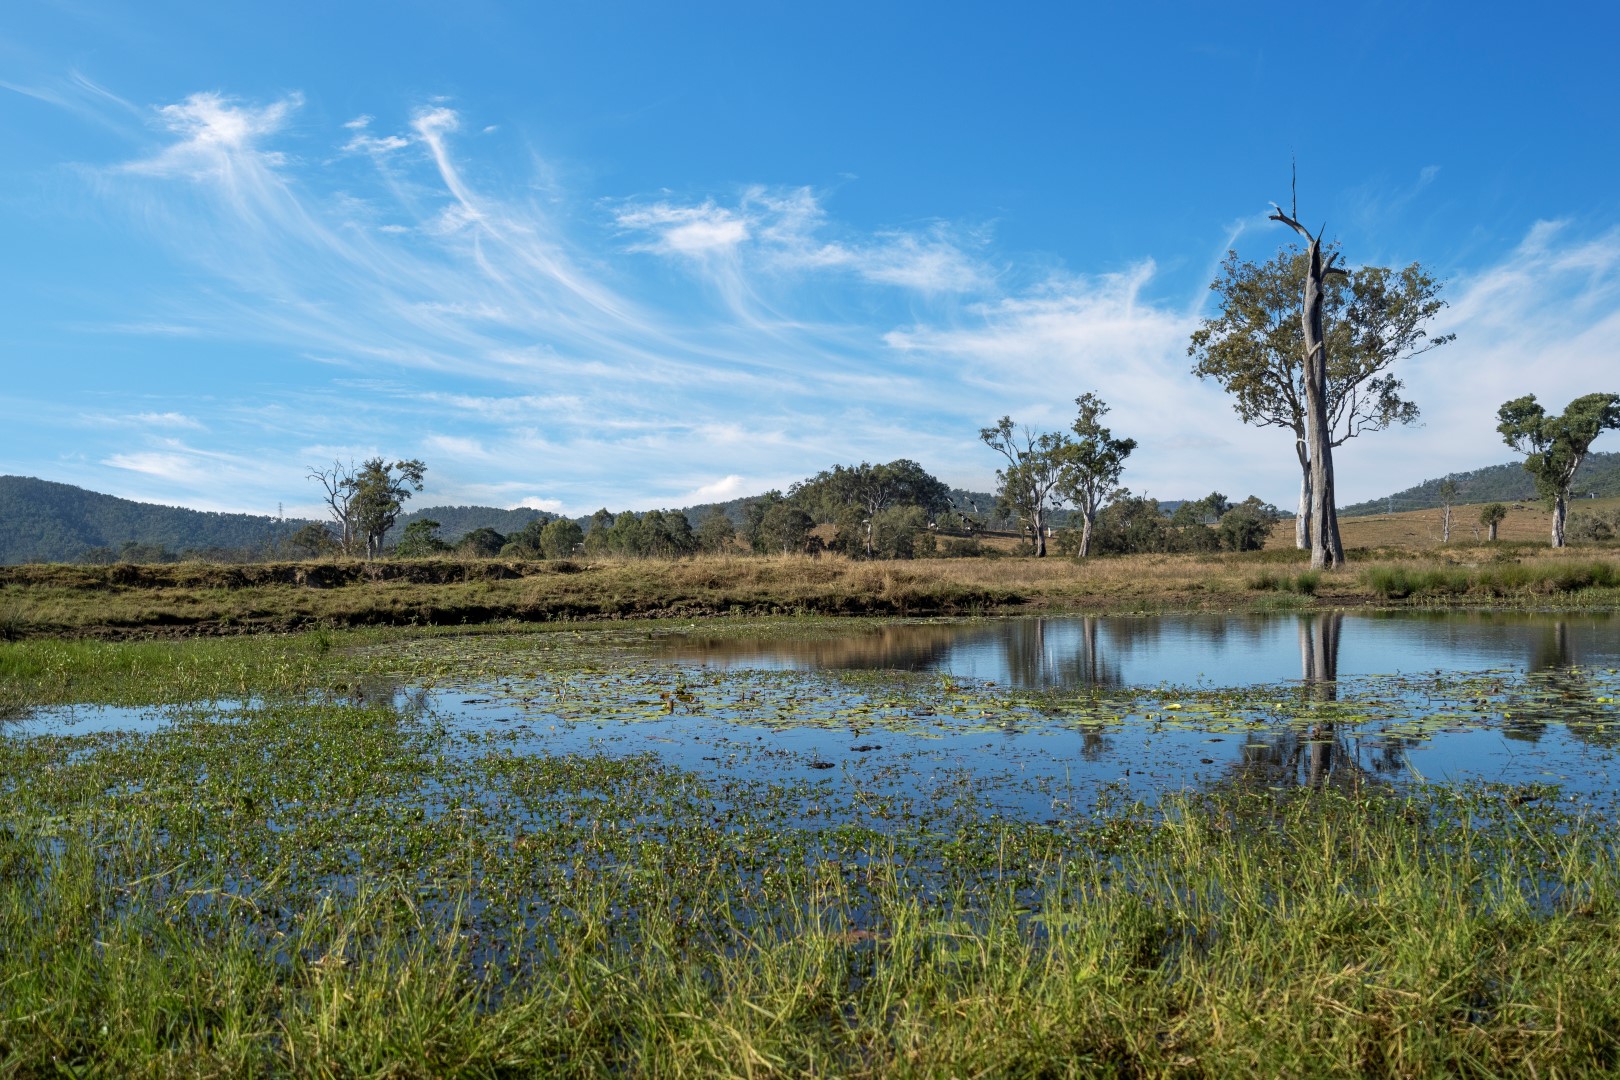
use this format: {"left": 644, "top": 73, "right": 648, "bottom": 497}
{"left": 1268, "top": 204, "right": 1312, "bottom": 239}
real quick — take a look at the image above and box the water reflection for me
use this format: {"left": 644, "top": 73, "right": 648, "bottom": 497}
{"left": 660, "top": 612, "right": 1620, "bottom": 689}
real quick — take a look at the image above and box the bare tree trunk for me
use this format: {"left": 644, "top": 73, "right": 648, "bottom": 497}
{"left": 1032, "top": 506, "right": 1048, "bottom": 557}
{"left": 1441, "top": 505, "right": 1452, "bottom": 543}
{"left": 1311, "top": 612, "right": 1341, "bottom": 686}
{"left": 1295, "top": 444, "right": 1311, "bottom": 550}
{"left": 1552, "top": 490, "right": 1567, "bottom": 547}
{"left": 1301, "top": 612, "right": 1342, "bottom": 787}
{"left": 1272, "top": 205, "right": 1347, "bottom": 570}
{"left": 1079, "top": 512, "right": 1094, "bottom": 558}
{"left": 1489, "top": 520, "right": 1499, "bottom": 542}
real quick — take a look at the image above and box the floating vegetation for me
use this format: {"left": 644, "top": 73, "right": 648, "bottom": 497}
{"left": 3, "top": 615, "right": 1620, "bottom": 1073}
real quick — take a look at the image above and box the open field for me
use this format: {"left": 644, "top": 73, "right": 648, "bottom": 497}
{"left": 4, "top": 541, "right": 1620, "bottom": 638}
{"left": 1282, "top": 497, "right": 1620, "bottom": 550}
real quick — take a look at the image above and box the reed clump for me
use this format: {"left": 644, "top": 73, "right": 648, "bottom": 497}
{"left": 1363, "top": 559, "right": 1620, "bottom": 599}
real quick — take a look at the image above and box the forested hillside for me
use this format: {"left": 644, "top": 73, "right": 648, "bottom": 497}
{"left": 0, "top": 476, "right": 313, "bottom": 564}
{"left": 1340, "top": 453, "right": 1620, "bottom": 516}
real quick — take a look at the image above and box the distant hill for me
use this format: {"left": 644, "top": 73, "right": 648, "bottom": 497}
{"left": 0, "top": 476, "right": 314, "bottom": 564}
{"left": 1340, "top": 452, "right": 1620, "bottom": 517}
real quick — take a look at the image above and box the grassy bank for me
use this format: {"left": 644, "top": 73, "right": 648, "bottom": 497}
{"left": 5, "top": 545, "right": 1620, "bottom": 638}
{"left": 3, "top": 688, "right": 1618, "bottom": 1076}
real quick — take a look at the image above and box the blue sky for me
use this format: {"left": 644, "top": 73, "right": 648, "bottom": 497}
{"left": 3, "top": 1, "right": 1618, "bottom": 517}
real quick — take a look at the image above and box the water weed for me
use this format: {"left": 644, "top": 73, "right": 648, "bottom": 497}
{"left": 4, "top": 617, "right": 1620, "bottom": 1074}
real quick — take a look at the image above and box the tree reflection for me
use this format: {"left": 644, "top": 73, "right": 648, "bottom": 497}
{"left": 996, "top": 617, "right": 1123, "bottom": 689}
{"left": 1529, "top": 619, "right": 1572, "bottom": 672}
{"left": 1301, "top": 613, "right": 1341, "bottom": 787}
{"left": 1225, "top": 612, "right": 1405, "bottom": 790}
{"left": 1504, "top": 622, "right": 1620, "bottom": 751}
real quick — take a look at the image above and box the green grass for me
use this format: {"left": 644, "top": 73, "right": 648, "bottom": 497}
{"left": 3, "top": 714, "right": 1617, "bottom": 1076}
{"left": 1245, "top": 568, "right": 1322, "bottom": 595}
{"left": 1363, "top": 559, "right": 1620, "bottom": 600}
{"left": 0, "top": 628, "right": 347, "bottom": 712}
{"left": 4, "top": 621, "right": 1620, "bottom": 1076}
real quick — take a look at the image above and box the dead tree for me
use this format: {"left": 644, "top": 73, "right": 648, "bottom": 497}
{"left": 307, "top": 460, "right": 359, "bottom": 555}
{"left": 1270, "top": 196, "right": 1347, "bottom": 569}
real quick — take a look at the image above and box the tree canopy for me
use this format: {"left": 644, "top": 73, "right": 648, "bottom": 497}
{"left": 1190, "top": 245, "right": 1452, "bottom": 557}
{"left": 788, "top": 460, "right": 950, "bottom": 557}
{"left": 1498, "top": 392, "right": 1620, "bottom": 547}
{"left": 1055, "top": 393, "right": 1136, "bottom": 558}
{"left": 350, "top": 459, "right": 428, "bottom": 559}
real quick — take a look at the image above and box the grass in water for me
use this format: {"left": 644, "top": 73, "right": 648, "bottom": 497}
{"left": 2, "top": 623, "right": 1620, "bottom": 1076}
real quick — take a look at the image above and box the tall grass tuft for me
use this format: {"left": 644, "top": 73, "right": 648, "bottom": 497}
{"left": 1364, "top": 559, "right": 1620, "bottom": 599}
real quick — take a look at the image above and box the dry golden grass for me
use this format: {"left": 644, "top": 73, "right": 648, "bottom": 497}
{"left": 4, "top": 539, "right": 1619, "bottom": 639}
{"left": 1275, "top": 497, "right": 1620, "bottom": 550}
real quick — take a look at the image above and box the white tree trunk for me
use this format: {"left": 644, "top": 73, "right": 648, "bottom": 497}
{"left": 1552, "top": 491, "right": 1567, "bottom": 547}
{"left": 1295, "top": 463, "right": 1311, "bottom": 550}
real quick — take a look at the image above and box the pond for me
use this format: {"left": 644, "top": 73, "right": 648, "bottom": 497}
{"left": 15, "top": 612, "right": 1620, "bottom": 821}
{"left": 649, "top": 610, "right": 1620, "bottom": 687}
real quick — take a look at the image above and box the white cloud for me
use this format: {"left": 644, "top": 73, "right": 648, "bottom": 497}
{"left": 128, "top": 411, "right": 205, "bottom": 430}
{"left": 516, "top": 496, "right": 564, "bottom": 512}
{"left": 102, "top": 451, "right": 200, "bottom": 482}
{"left": 126, "top": 92, "right": 302, "bottom": 178}
{"left": 616, "top": 186, "right": 989, "bottom": 293}
{"left": 422, "top": 434, "right": 493, "bottom": 460}
{"left": 98, "top": 322, "right": 206, "bottom": 337}
{"left": 617, "top": 201, "right": 751, "bottom": 257}
{"left": 1364, "top": 220, "right": 1620, "bottom": 490}
{"left": 683, "top": 474, "right": 750, "bottom": 502}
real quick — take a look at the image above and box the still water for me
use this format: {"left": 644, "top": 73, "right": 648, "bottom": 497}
{"left": 650, "top": 611, "right": 1620, "bottom": 688}
{"left": 16, "top": 612, "right": 1620, "bottom": 818}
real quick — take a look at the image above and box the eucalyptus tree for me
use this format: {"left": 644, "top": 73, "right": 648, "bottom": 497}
{"left": 1055, "top": 393, "right": 1136, "bottom": 557}
{"left": 1436, "top": 476, "right": 1459, "bottom": 543}
{"left": 758, "top": 502, "right": 815, "bottom": 554}
{"left": 539, "top": 517, "right": 584, "bottom": 558}
{"left": 789, "top": 460, "right": 950, "bottom": 558}
{"left": 351, "top": 458, "right": 427, "bottom": 559}
{"left": 394, "top": 519, "right": 447, "bottom": 557}
{"left": 1190, "top": 235, "right": 1452, "bottom": 565}
{"left": 979, "top": 417, "right": 1075, "bottom": 558}
{"left": 1497, "top": 393, "right": 1620, "bottom": 547}
{"left": 696, "top": 509, "right": 738, "bottom": 554}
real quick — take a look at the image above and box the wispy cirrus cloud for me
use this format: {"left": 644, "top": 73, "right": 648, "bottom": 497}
{"left": 126, "top": 411, "right": 206, "bottom": 430}
{"left": 18, "top": 84, "right": 1620, "bottom": 515}
{"left": 615, "top": 185, "right": 990, "bottom": 293}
